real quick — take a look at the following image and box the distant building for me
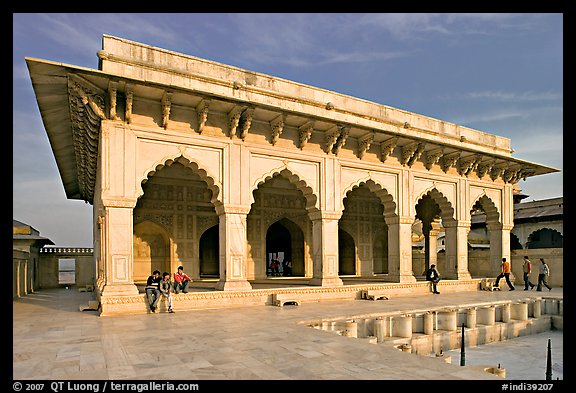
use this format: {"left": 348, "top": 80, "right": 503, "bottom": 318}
{"left": 12, "top": 219, "right": 53, "bottom": 297}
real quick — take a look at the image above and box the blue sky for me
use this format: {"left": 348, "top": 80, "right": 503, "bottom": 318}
{"left": 13, "top": 13, "right": 563, "bottom": 247}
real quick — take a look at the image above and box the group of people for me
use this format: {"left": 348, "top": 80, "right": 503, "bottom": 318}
{"left": 495, "top": 256, "right": 552, "bottom": 292}
{"left": 269, "top": 257, "right": 292, "bottom": 276}
{"left": 145, "top": 265, "right": 192, "bottom": 313}
{"left": 424, "top": 256, "right": 552, "bottom": 294}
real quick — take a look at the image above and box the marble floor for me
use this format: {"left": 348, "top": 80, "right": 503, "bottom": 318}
{"left": 13, "top": 286, "right": 563, "bottom": 382}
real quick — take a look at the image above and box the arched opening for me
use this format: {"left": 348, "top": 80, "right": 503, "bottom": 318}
{"left": 266, "top": 220, "right": 291, "bottom": 276}
{"left": 248, "top": 173, "right": 312, "bottom": 279}
{"left": 134, "top": 159, "right": 218, "bottom": 281}
{"left": 415, "top": 194, "right": 441, "bottom": 276}
{"left": 414, "top": 188, "right": 458, "bottom": 279}
{"left": 339, "top": 182, "right": 387, "bottom": 277}
{"left": 199, "top": 225, "right": 219, "bottom": 277}
{"left": 339, "top": 228, "right": 356, "bottom": 275}
{"left": 373, "top": 231, "right": 388, "bottom": 274}
{"left": 527, "top": 228, "right": 563, "bottom": 249}
{"left": 511, "top": 233, "right": 523, "bottom": 250}
{"left": 133, "top": 221, "right": 171, "bottom": 284}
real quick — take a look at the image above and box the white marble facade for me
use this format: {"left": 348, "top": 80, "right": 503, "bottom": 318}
{"left": 26, "top": 35, "right": 559, "bottom": 304}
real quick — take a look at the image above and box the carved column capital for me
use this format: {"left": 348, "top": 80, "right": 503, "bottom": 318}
{"left": 228, "top": 106, "right": 244, "bottom": 138}
{"left": 475, "top": 160, "right": 493, "bottom": 179}
{"left": 440, "top": 151, "right": 460, "bottom": 173}
{"left": 270, "top": 114, "right": 285, "bottom": 145}
{"left": 332, "top": 125, "right": 350, "bottom": 155}
{"left": 108, "top": 81, "right": 120, "bottom": 120}
{"left": 238, "top": 107, "right": 254, "bottom": 140}
{"left": 161, "top": 91, "right": 172, "bottom": 129}
{"left": 425, "top": 147, "right": 444, "bottom": 170}
{"left": 490, "top": 163, "right": 507, "bottom": 181}
{"left": 195, "top": 99, "right": 211, "bottom": 134}
{"left": 324, "top": 126, "right": 340, "bottom": 154}
{"left": 458, "top": 154, "right": 481, "bottom": 176}
{"left": 308, "top": 210, "right": 343, "bottom": 221}
{"left": 125, "top": 84, "right": 133, "bottom": 124}
{"left": 400, "top": 141, "right": 419, "bottom": 166}
{"left": 357, "top": 132, "right": 375, "bottom": 159}
{"left": 298, "top": 121, "right": 314, "bottom": 149}
{"left": 380, "top": 136, "right": 398, "bottom": 163}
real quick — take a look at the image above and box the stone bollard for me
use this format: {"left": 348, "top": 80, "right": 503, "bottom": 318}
{"left": 374, "top": 316, "right": 389, "bottom": 343}
{"left": 344, "top": 320, "right": 358, "bottom": 338}
{"left": 511, "top": 301, "right": 529, "bottom": 321}
{"left": 501, "top": 303, "right": 511, "bottom": 323}
{"left": 477, "top": 305, "right": 496, "bottom": 326}
{"left": 437, "top": 309, "right": 457, "bottom": 331}
{"left": 533, "top": 298, "right": 542, "bottom": 318}
{"left": 485, "top": 365, "right": 506, "bottom": 378}
{"left": 356, "top": 318, "right": 368, "bottom": 338}
{"left": 466, "top": 307, "right": 477, "bottom": 328}
{"left": 423, "top": 312, "right": 434, "bottom": 335}
{"left": 393, "top": 315, "right": 413, "bottom": 338}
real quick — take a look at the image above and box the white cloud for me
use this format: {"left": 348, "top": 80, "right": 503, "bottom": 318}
{"left": 465, "top": 90, "right": 562, "bottom": 102}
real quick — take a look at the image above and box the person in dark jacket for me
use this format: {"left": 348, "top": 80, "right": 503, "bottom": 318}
{"left": 425, "top": 264, "right": 441, "bottom": 294}
{"left": 145, "top": 270, "right": 161, "bottom": 313}
{"left": 159, "top": 272, "right": 175, "bottom": 313}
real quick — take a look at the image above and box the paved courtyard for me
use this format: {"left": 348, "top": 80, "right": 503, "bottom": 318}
{"left": 13, "top": 287, "right": 563, "bottom": 382}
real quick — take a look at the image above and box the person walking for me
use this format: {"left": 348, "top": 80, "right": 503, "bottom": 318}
{"left": 159, "top": 272, "right": 175, "bottom": 313}
{"left": 425, "top": 264, "right": 441, "bottom": 294}
{"left": 522, "top": 256, "right": 536, "bottom": 290}
{"left": 537, "top": 258, "right": 552, "bottom": 291}
{"left": 494, "top": 257, "right": 515, "bottom": 291}
{"left": 145, "top": 270, "right": 161, "bottom": 313}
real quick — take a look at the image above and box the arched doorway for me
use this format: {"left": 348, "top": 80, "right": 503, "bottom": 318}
{"left": 266, "top": 221, "right": 291, "bottom": 276}
{"left": 339, "top": 182, "right": 388, "bottom": 277}
{"left": 248, "top": 172, "right": 312, "bottom": 279}
{"left": 339, "top": 228, "right": 356, "bottom": 275}
{"left": 199, "top": 225, "right": 219, "bottom": 277}
{"left": 133, "top": 221, "right": 171, "bottom": 283}
{"left": 134, "top": 158, "right": 219, "bottom": 281}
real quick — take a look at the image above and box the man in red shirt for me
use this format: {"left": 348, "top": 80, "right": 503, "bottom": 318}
{"left": 173, "top": 265, "right": 191, "bottom": 294}
{"left": 494, "top": 257, "right": 515, "bottom": 291}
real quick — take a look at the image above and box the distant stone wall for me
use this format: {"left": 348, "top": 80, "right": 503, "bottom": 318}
{"left": 511, "top": 249, "right": 563, "bottom": 288}
{"left": 38, "top": 248, "right": 95, "bottom": 288}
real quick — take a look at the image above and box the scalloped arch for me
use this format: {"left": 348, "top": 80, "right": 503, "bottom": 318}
{"left": 251, "top": 167, "right": 318, "bottom": 213}
{"left": 137, "top": 154, "right": 223, "bottom": 208}
{"left": 341, "top": 178, "right": 398, "bottom": 219}
{"left": 415, "top": 187, "right": 455, "bottom": 224}
{"left": 527, "top": 227, "right": 564, "bottom": 241}
{"left": 471, "top": 194, "right": 501, "bottom": 224}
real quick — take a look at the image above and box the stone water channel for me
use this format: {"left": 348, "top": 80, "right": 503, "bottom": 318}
{"left": 307, "top": 296, "right": 563, "bottom": 378}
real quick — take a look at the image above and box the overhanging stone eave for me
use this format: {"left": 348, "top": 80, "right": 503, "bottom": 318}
{"left": 26, "top": 58, "right": 85, "bottom": 201}
{"left": 25, "top": 57, "right": 559, "bottom": 188}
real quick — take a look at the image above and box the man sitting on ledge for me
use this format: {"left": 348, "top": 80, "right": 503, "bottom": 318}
{"left": 173, "top": 265, "right": 191, "bottom": 294}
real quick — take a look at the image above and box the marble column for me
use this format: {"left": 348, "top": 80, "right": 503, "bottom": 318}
{"left": 99, "top": 200, "right": 139, "bottom": 297}
{"left": 308, "top": 211, "right": 344, "bottom": 287}
{"left": 215, "top": 206, "right": 252, "bottom": 291}
{"left": 443, "top": 220, "right": 472, "bottom": 280}
{"left": 488, "top": 223, "right": 513, "bottom": 277}
{"left": 386, "top": 216, "right": 416, "bottom": 283}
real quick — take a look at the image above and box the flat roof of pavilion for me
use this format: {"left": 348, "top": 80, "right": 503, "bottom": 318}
{"left": 25, "top": 35, "right": 560, "bottom": 203}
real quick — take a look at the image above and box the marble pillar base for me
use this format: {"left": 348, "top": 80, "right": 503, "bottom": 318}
{"left": 308, "top": 276, "right": 344, "bottom": 287}
{"left": 214, "top": 279, "right": 253, "bottom": 291}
